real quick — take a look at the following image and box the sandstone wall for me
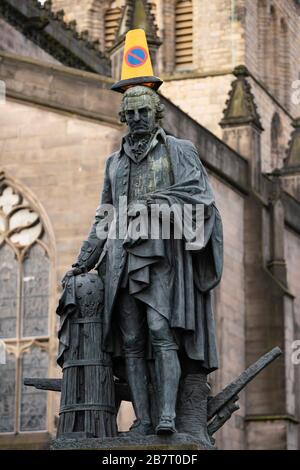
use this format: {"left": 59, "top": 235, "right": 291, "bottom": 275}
{"left": 209, "top": 174, "right": 246, "bottom": 450}
{"left": 161, "top": 74, "right": 233, "bottom": 139}
{"left": 0, "top": 99, "right": 122, "bottom": 282}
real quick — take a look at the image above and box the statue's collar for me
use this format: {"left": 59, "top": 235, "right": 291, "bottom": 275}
{"left": 119, "top": 127, "right": 167, "bottom": 161}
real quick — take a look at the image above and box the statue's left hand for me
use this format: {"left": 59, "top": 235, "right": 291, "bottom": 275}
{"left": 61, "top": 266, "right": 86, "bottom": 288}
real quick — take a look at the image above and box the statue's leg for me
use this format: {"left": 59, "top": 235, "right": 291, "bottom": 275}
{"left": 147, "top": 308, "right": 181, "bottom": 435}
{"left": 117, "top": 289, "right": 153, "bottom": 436}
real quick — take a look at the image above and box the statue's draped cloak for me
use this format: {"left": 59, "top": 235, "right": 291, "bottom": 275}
{"left": 102, "top": 133, "right": 223, "bottom": 372}
{"left": 56, "top": 276, "right": 77, "bottom": 368}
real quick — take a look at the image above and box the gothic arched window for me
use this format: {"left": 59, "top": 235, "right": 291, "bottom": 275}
{"left": 0, "top": 179, "right": 51, "bottom": 434}
{"left": 175, "top": 0, "right": 193, "bottom": 70}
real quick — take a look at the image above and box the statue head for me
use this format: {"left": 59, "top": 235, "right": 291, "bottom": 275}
{"left": 119, "top": 86, "right": 165, "bottom": 136}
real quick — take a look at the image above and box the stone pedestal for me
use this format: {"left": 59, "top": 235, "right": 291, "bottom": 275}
{"left": 51, "top": 433, "right": 214, "bottom": 451}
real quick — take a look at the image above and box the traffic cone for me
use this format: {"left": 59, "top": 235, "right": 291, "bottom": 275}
{"left": 111, "top": 29, "right": 163, "bottom": 93}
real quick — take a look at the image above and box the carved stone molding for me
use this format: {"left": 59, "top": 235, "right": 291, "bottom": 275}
{"left": 220, "top": 65, "right": 263, "bottom": 131}
{"left": 0, "top": 0, "right": 111, "bottom": 75}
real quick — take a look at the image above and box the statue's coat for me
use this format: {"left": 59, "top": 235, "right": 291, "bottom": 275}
{"left": 94, "top": 129, "right": 223, "bottom": 372}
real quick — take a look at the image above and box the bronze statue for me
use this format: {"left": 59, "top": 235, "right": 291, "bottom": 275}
{"left": 24, "top": 29, "right": 282, "bottom": 451}
{"left": 60, "top": 81, "right": 223, "bottom": 446}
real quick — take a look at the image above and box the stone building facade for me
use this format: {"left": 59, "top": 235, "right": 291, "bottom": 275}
{"left": 0, "top": 0, "right": 300, "bottom": 450}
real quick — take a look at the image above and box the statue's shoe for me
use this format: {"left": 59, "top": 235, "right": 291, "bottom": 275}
{"left": 155, "top": 417, "right": 176, "bottom": 435}
{"left": 119, "top": 420, "right": 153, "bottom": 437}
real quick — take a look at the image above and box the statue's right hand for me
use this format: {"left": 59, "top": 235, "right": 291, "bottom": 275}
{"left": 61, "top": 266, "right": 84, "bottom": 288}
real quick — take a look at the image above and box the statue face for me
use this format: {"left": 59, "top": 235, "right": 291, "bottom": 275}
{"left": 124, "top": 94, "right": 156, "bottom": 135}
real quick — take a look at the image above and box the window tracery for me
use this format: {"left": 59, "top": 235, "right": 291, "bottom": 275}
{"left": 0, "top": 180, "right": 51, "bottom": 435}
